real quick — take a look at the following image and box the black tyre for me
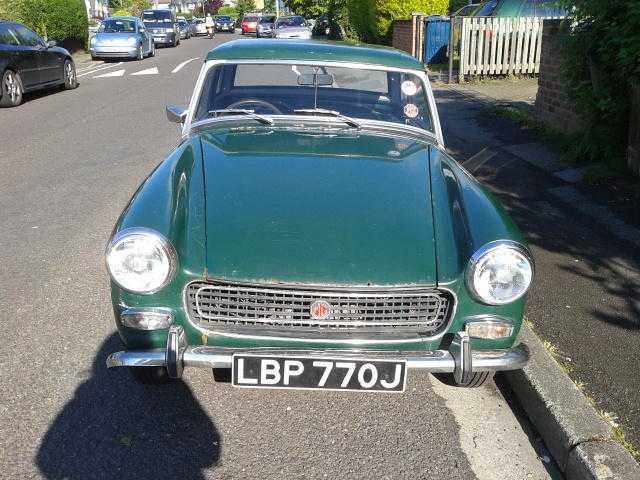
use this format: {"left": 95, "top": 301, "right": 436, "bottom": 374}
{"left": 129, "top": 366, "right": 171, "bottom": 385}
{"left": 433, "top": 371, "right": 492, "bottom": 388}
{"left": 0, "top": 69, "right": 23, "bottom": 107}
{"left": 149, "top": 42, "right": 155, "bottom": 57}
{"left": 62, "top": 59, "right": 78, "bottom": 89}
{"left": 136, "top": 44, "right": 144, "bottom": 60}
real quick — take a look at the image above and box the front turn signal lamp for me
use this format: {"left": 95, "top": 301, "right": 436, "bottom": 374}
{"left": 466, "top": 318, "right": 514, "bottom": 340}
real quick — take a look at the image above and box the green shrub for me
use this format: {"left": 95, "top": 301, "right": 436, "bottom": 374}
{"left": 559, "top": 0, "right": 640, "bottom": 169}
{"left": 347, "top": 0, "right": 448, "bottom": 44}
{"left": 2, "top": 0, "right": 88, "bottom": 42}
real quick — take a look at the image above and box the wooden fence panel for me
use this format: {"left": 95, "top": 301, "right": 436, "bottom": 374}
{"left": 458, "top": 16, "right": 553, "bottom": 78}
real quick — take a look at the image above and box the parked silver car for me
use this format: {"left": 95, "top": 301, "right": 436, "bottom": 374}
{"left": 273, "top": 15, "right": 311, "bottom": 39}
{"left": 256, "top": 15, "right": 276, "bottom": 37}
{"left": 190, "top": 18, "right": 207, "bottom": 36}
{"left": 89, "top": 16, "right": 154, "bottom": 60}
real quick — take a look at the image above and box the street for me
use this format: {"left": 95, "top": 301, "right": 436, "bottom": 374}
{"left": 0, "top": 34, "right": 561, "bottom": 479}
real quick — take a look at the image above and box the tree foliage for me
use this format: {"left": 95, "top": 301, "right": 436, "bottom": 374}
{"left": 282, "top": 0, "right": 328, "bottom": 18}
{"left": 348, "top": 0, "right": 448, "bottom": 44}
{"left": 217, "top": 5, "right": 237, "bottom": 16}
{"left": 558, "top": 0, "right": 640, "bottom": 167}
{"left": 109, "top": 0, "right": 151, "bottom": 16}
{"left": 263, "top": 0, "right": 276, "bottom": 13}
{"left": 1, "top": 0, "right": 88, "bottom": 41}
{"left": 235, "top": 0, "right": 257, "bottom": 18}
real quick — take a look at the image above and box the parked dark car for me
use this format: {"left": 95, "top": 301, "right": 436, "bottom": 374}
{"left": 0, "top": 20, "right": 78, "bottom": 107}
{"left": 215, "top": 15, "right": 234, "bottom": 33}
{"left": 141, "top": 9, "right": 180, "bottom": 47}
{"left": 312, "top": 13, "right": 330, "bottom": 37}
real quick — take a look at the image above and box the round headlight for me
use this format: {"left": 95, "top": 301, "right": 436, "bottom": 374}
{"left": 466, "top": 241, "right": 533, "bottom": 305}
{"left": 106, "top": 228, "right": 176, "bottom": 294}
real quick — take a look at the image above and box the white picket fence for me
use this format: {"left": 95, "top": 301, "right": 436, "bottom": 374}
{"left": 458, "top": 16, "right": 552, "bottom": 80}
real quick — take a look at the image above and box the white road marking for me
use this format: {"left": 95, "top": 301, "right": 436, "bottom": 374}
{"left": 131, "top": 67, "right": 159, "bottom": 76}
{"left": 77, "top": 62, "right": 124, "bottom": 78}
{"left": 94, "top": 69, "right": 126, "bottom": 78}
{"left": 76, "top": 62, "right": 104, "bottom": 73}
{"left": 171, "top": 57, "right": 199, "bottom": 73}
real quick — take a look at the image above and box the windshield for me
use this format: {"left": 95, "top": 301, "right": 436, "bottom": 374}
{"left": 276, "top": 17, "right": 305, "bottom": 28}
{"left": 260, "top": 16, "right": 276, "bottom": 24}
{"left": 142, "top": 11, "right": 172, "bottom": 23}
{"left": 217, "top": 16, "right": 232, "bottom": 22}
{"left": 194, "top": 63, "right": 433, "bottom": 132}
{"left": 100, "top": 19, "right": 136, "bottom": 33}
{"left": 243, "top": 16, "right": 258, "bottom": 22}
{"left": 179, "top": 20, "right": 188, "bottom": 27}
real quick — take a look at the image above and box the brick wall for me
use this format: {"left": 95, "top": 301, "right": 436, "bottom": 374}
{"left": 535, "top": 20, "right": 582, "bottom": 134}
{"left": 392, "top": 20, "right": 415, "bottom": 56}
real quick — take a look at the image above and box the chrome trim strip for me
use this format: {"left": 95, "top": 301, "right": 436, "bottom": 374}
{"left": 106, "top": 343, "right": 529, "bottom": 372}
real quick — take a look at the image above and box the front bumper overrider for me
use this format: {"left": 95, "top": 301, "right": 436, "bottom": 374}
{"left": 107, "top": 326, "right": 529, "bottom": 386}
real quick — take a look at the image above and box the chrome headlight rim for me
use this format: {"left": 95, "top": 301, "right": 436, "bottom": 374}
{"left": 465, "top": 240, "right": 534, "bottom": 306}
{"left": 106, "top": 227, "right": 177, "bottom": 295}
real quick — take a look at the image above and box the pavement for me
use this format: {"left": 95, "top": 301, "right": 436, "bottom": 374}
{"left": 432, "top": 82, "right": 640, "bottom": 459}
{"left": 0, "top": 34, "right": 560, "bottom": 479}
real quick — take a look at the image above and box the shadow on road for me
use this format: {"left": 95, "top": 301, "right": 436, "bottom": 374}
{"left": 36, "top": 334, "right": 220, "bottom": 480}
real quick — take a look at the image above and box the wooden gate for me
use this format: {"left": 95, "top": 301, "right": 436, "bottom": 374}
{"left": 458, "top": 16, "right": 551, "bottom": 80}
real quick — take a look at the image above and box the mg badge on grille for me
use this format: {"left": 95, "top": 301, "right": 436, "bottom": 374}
{"left": 310, "top": 300, "right": 331, "bottom": 320}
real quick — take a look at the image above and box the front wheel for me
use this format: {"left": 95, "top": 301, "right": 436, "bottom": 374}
{"left": 148, "top": 42, "right": 155, "bottom": 57}
{"left": 136, "top": 44, "right": 144, "bottom": 60}
{"left": 63, "top": 59, "right": 78, "bottom": 89}
{"left": 0, "top": 69, "right": 23, "bottom": 107}
{"left": 432, "top": 371, "right": 492, "bottom": 388}
{"left": 129, "top": 366, "right": 171, "bottom": 385}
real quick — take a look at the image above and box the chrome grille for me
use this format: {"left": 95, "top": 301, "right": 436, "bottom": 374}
{"left": 185, "top": 282, "right": 452, "bottom": 334}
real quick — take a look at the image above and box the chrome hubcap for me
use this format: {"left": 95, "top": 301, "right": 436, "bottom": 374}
{"left": 4, "top": 72, "right": 19, "bottom": 102}
{"left": 65, "top": 62, "right": 75, "bottom": 85}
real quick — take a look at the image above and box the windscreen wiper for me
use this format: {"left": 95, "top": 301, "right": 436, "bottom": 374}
{"left": 293, "top": 108, "right": 361, "bottom": 129}
{"left": 208, "top": 109, "right": 274, "bottom": 126}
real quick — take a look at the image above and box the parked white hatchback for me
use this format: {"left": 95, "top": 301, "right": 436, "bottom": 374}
{"left": 273, "top": 16, "right": 311, "bottom": 39}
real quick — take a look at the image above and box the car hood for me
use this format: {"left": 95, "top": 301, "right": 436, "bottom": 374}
{"left": 93, "top": 32, "right": 138, "bottom": 45}
{"left": 275, "top": 26, "right": 308, "bottom": 33}
{"left": 199, "top": 127, "right": 437, "bottom": 286}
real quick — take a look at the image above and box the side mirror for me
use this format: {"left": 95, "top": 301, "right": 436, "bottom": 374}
{"left": 46, "top": 40, "right": 57, "bottom": 48}
{"left": 166, "top": 105, "right": 187, "bottom": 124}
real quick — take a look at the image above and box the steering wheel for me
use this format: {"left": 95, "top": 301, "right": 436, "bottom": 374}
{"left": 226, "top": 99, "right": 283, "bottom": 115}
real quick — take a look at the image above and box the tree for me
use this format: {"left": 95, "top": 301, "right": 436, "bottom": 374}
{"left": 282, "top": 0, "right": 328, "bottom": 18}
{"left": 218, "top": 5, "right": 236, "bottom": 16}
{"left": 235, "top": 0, "right": 257, "bottom": 17}
{"left": 203, "top": 0, "right": 224, "bottom": 15}
{"left": 109, "top": 0, "right": 151, "bottom": 16}
{"left": 263, "top": 0, "right": 276, "bottom": 13}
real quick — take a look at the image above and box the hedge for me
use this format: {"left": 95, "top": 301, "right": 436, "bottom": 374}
{"left": 1, "top": 0, "right": 88, "bottom": 42}
{"left": 347, "top": 0, "right": 449, "bottom": 44}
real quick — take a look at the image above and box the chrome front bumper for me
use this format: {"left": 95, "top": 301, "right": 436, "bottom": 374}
{"left": 107, "top": 326, "right": 529, "bottom": 386}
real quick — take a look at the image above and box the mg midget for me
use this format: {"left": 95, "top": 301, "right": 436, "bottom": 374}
{"left": 106, "top": 40, "right": 532, "bottom": 391}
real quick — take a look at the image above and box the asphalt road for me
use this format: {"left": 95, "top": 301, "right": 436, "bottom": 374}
{"left": 0, "top": 34, "right": 559, "bottom": 479}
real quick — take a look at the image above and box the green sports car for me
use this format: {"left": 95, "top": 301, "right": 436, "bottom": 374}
{"left": 106, "top": 40, "right": 532, "bottom": 391}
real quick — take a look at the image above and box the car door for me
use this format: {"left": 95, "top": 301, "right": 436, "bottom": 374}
{"left": 3, "top": 24, "right": 41, "bottom": 89}
{"left": 137, "top": 21, "right": 149, "bottom": 54}
{"left": 14, "top": 24, "right": 62, "bottom": 84}
{"left": 0, "top": 25, "right": 21, "bottom": 77}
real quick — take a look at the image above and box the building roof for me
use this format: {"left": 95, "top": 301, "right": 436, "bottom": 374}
{"left": 205, "top": 39, "right": 425, "bottom": 71}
